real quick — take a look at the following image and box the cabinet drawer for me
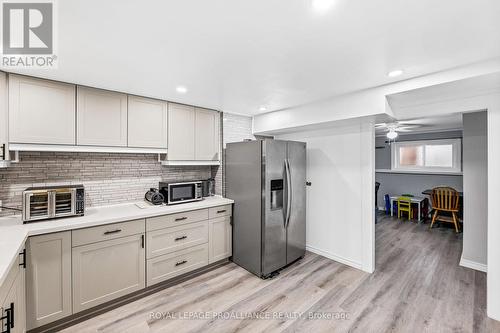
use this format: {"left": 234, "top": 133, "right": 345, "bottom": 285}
{"left": 146, "top": 244, "right": 208, "bottom": 287}
{"left": 146, "top": 209, "right": 208, "bottom": 231}
{"left": 147, "top": 221, "right": 208, "bottom": 259}
{"left": 209, "top": 205, "right": 232, "bottom": 219}
{"left": 72, "top": 219, "right": 145, "bottom": 247}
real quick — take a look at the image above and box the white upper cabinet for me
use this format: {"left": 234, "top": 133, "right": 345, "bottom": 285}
{"left": 167, "top": 103, "right": 195, "bottom": 160}
{"left": 77, "top": 87, "right": 127, "bottom": 147}
{"left": 195, "top": 108, "right": 219, "bottom": 161}
{"left": 166, "top": 103, "right": 220, "bottom": 164}
{"left": 4, "top": 74, "right": 219, "bottom": 158}
{"left": 9, "top": 74, "right": 76, "bottom": 145}
{"left": 0, "top": 72, "right": 8, "bottom": 166}
{"left": 128, "top": 96, "right": 167, "bottom": 149}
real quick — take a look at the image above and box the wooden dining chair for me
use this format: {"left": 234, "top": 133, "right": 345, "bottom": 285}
{"left": 430, "top": 186, "right": 460, "bottom": 232}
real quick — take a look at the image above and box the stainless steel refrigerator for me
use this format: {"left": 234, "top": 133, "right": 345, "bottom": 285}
{"left": 226, "top": 139, "right": 306, "bottom": 278}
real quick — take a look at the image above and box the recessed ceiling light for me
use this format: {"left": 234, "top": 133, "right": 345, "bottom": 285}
{"left": 387, "top": 69, "right": 404, "bottom": 78}
{"left": 259, "top": 106, "right": 267, "bottom": 112}
{"left": 176, "top": 86, "right": 187, "bottom": 94}
{"left": 312, "top": 0, "right": 335, "bottom": 12}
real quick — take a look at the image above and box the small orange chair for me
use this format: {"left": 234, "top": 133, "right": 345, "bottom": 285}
{"left": 430, "top": 187, "right": 460, "bottom": 233}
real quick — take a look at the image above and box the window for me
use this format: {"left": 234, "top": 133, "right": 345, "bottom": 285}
{"left": 391, "top": 139, "right": 461, "bottom": 173}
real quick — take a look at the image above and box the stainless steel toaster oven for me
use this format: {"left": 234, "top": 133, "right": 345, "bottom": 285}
{"left": 22, "top": 185, "right": 85, "bottom": 223}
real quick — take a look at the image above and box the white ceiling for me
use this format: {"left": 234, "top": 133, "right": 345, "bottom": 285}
{"left": 6, "top": 0, "right": 500, "bottom": 115}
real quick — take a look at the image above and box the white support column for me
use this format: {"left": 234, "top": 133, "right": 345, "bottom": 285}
{"left": 488, "top": 106, "right": 500, "bottom": 321}
{"left": 360, "top": 120, "right": 375, "bottom": 273}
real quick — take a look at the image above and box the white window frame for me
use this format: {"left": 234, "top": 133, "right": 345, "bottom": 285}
{"left": 391, "top": 138, "right": 462, "bottom": 173}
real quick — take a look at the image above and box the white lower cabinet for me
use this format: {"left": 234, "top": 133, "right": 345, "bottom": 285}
{"left": 72, "top": 234, "right": 145, "bottom": 312}
{"left": 1, "top": 249, "right": 26, "bottom": 333}
{"left": 26, "top": 232, "right": 72, "bottom": 330}
{"left": 147, "top": 244, "right": 208, "bottom": 287}
{"left": 208, "top": 216, "right": 232, "bottom": 263}
{"left": 20, "top": 204, "right": 232, "bottom": 328}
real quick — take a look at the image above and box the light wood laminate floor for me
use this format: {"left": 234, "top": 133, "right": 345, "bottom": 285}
{"left": 61, "top": 215, "right": 500, "bottom": 333}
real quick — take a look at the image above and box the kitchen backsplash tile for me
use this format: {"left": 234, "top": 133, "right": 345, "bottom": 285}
{"left": 0, "top": 152, "right": 213, "bottom": 216}
{"left": 0, "top": 113, "right": 255, "bottom": 217}
{"left": 221, "top": 113, "right": 255, "bottom": 196}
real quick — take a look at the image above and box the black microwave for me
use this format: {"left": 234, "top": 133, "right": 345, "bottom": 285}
{"left": 159, "top": 181, "right": 203, "bottom": 205}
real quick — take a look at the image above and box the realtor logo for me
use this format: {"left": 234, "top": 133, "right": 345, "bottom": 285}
{"left": 1, "top": 0, "right": 57, "bottom": 68}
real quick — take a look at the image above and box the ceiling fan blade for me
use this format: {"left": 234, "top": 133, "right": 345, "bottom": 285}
{"left": 396, "top": 126, "right": 420, "bottom": 131}
{"left": 397, "top": 122, "right": 433, "bottom": 128}
{"left": 397, "top": 128, "right": 416, "bottom": 132}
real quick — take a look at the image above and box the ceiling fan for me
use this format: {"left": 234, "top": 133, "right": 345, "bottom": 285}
{"left": 375, "top": 121, "right": 428, "bottom": 140}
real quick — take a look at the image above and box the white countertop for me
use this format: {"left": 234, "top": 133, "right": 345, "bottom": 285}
{"left": 0, "top": 196, "right": 233, "bottom": 287}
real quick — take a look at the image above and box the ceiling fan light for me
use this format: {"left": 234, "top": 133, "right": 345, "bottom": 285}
{"left": 387, "top": 130, "right": 398, "bottom": 140}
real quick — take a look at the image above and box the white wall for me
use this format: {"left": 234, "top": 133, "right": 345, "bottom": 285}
{"left": 461, "top": 112, "right": 488, "bottom": 272}
{"left": 488, "top": 107, "right": 500, "bottom": 321}
{"left": 278, "top": 120, "right": 375, "bottom": 273}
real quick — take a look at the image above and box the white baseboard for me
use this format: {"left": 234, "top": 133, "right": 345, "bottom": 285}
{"left": 460, "top": 256, "right": 487, "bottom": 272}
{"left": 306, "top": 245, "right": 363, "bottom": 271}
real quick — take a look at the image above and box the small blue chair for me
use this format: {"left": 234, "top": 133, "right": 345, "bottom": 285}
{"left": 384, "top": 194, "right": 391, "bottom": 215}
{"left": 384, "top": 194, "right": 399, "bottom": 216}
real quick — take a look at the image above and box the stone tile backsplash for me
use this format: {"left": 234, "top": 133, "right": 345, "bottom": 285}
{"left": 0, "top": 113, "right": 254, "bottom": 217}
{"left": 0, "top": 152, "right": 214, "bottom": 216}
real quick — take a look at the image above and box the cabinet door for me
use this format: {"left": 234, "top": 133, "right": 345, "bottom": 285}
{"left": 167, "top": 103, "right": 195, "bottom": 160}
{"left": 0, "top": 72, "right": 8, "bottom": 162}
{"left": 14, "top": 250, "right": 26, "bottom": 333}
{"left": 195, "top": 108, "right": 220, "bottom": 161}
{"left": 208, "top": 216, "right": 232, "bottom": 264}
{"left": 128, "top": 96, "right": 167, "bottom": 148}
{"left": 26, "top": 232, "right": 72, "bottom": 330}
{"left": 0, "top": 252, "right": 25, "bottom": 333}
{"left": 9, "top": 74, "right": 76, "bottom": 144}
{"left": 77, "top": 87, "right": 128, "bottom": 147}
{"left": 72, "top": 234, "right": 145, "bottom": 313}
{"left": 2, "top": 279, "right": 16, "bottom": 333}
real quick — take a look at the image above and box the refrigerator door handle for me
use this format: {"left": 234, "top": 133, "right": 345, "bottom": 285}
{"left": 282, "top": 160, "right": 288, "bottom": 228}
{"left": 285, "top": 159, "right": 292, "bottom": 228}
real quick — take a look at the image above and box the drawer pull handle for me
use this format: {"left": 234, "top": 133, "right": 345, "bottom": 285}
{"left": 175, "top": 260, "right": 187, "bottom": 266}
{"left": 103, "top": 229, "right": 122, "bottom": 235}
{"left": 217, "top": 209, "right": 227, "bottom": 214}
{"left": 175, "top": 236, "right": 187, "bottom": 241}
{"left": 175, "top": 217, "right": 187, "bottom": 221}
